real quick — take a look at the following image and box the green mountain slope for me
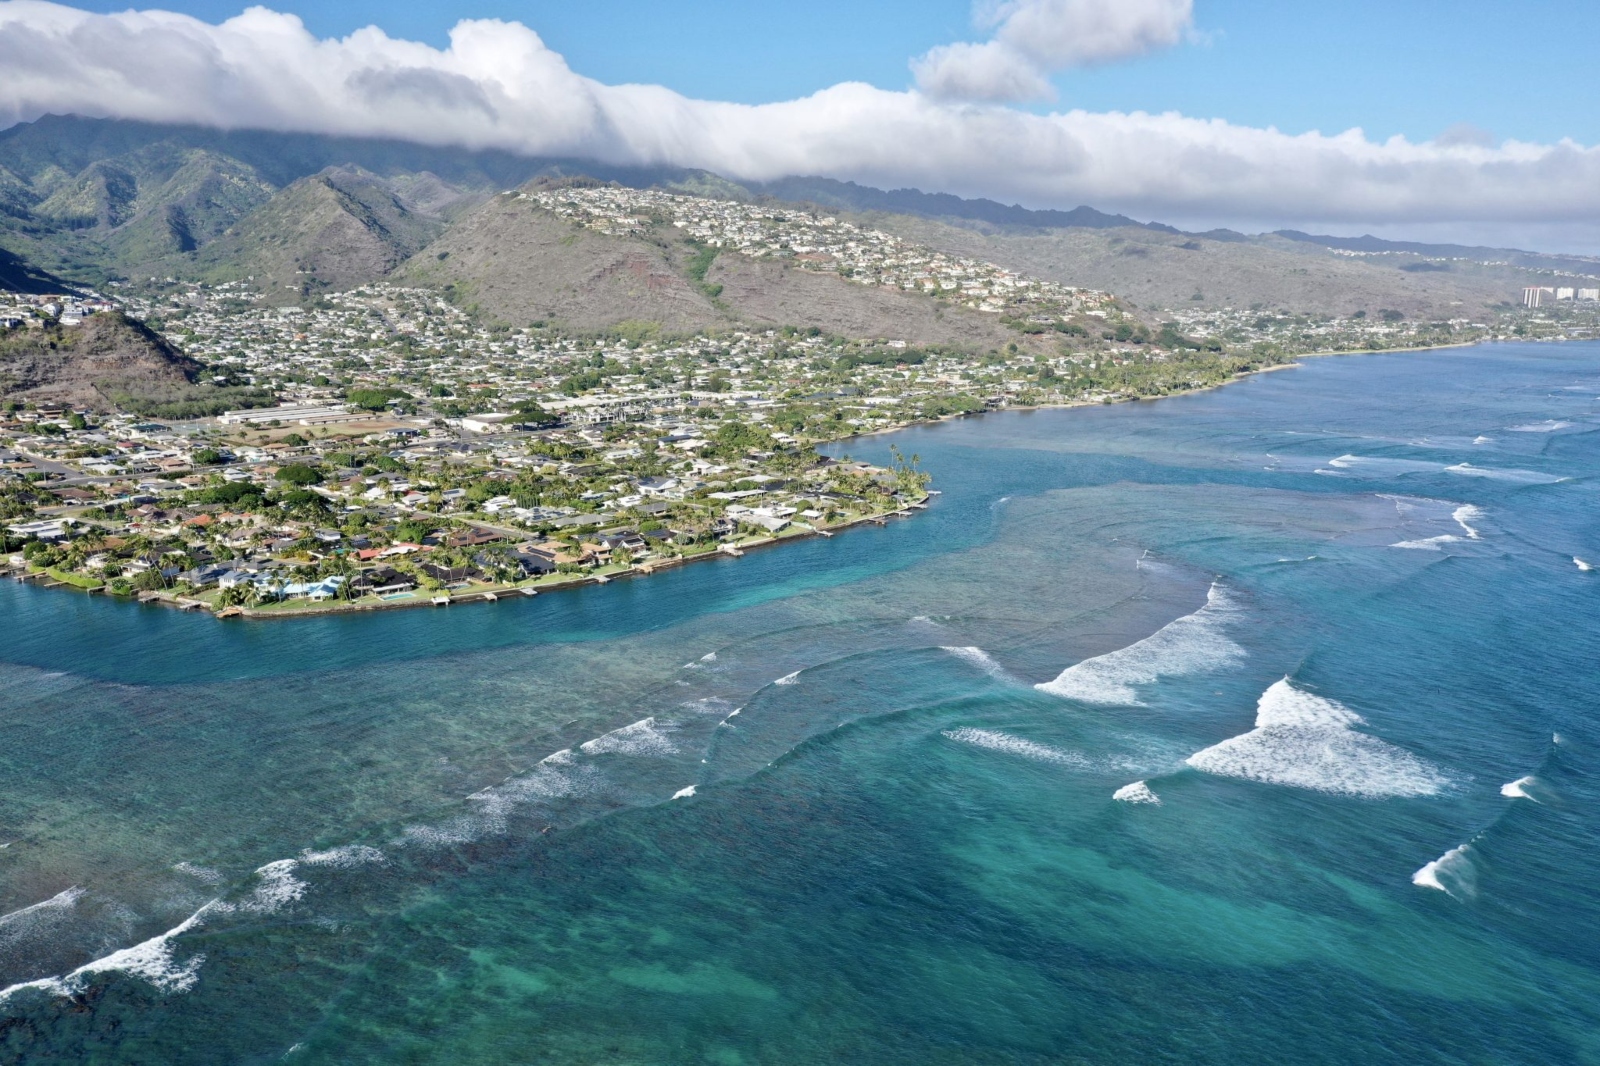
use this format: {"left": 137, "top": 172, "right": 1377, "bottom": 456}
{"left": 195, "top": 167, "right": 448, "bottom": 294}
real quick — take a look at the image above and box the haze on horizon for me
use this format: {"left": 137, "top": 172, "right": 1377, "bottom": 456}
{"left": 2, "top": 0, "right": 1599, "bottom": 253}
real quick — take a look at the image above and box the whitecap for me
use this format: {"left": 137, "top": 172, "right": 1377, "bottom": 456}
{"left": 773, "top": 671, "right": 801, "bottom": 686}
{"left": 1507, "top": 420, "right": 1573, "bottom": 433}
{"left": 0, "top": 887, "right": 85, "bottom": 949}
{"left": 700, "top": 652, "right": 717, "bottom": 662}
{"left": 1412, "top": 843, "right": 1476, "bottom": 900}
{"left": 1390, "top": 535, "right": 1461, "bottom": 551}
{"left": 942, "top": 728, "right": 1089, "bottom": 767}
{"left": 1444, "top": 463, "right": 1565, "bottom": 484}
{"left": 579, "top": 717, "right": 677, "bottom": 757}
{"left": 1452, "top": 505, "right": 1484, "bottom": 539}
{"left": 671, "top": 785, "right": 697, "bottom": 800}
{"left": 940, "top": 646, "right": 1011, "bottom": 681}
{"left": 298, "top": 845, "right": 385, "bottom": 868}
{"left": 1472, "top": 435, "right": 1494, "bottom": 445}
{"left": 237, "top": 860, "right": 306, "bottom": 914}
{"left": 1035, "top": 585, "right": 1244, "bottom": 706}
{"left": 1500, "top": 776, "right": 1540, "bottom": 801}
{"left": 1185, "top": 678, "right": 1450, "bottom": 798}
{"left": 1326, "top": 455, "right": 1442, "bottom": 476}
{"left": 1112, "top": 781, "right": 1161, "bottom": 805}
{"left": 173, "top": 862, "right": 225, "bottom": 885}
{"left": 1576, "top": 558, "right": 1593, "bottom": 572}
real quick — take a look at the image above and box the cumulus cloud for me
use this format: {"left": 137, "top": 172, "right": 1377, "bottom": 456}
{"left": 914, "top": 0, "right": 1194, "bottom": 101}
{"left": 1, "top": 1, "right": 1599, "bottom": 238}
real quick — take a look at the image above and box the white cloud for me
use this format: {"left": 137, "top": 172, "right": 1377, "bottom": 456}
{"left": 914, "top": 0, "right": 1194, "bottom": 101}
{"left": 1, "top": 1, "right": 1599, "bottom": 241}
{"left": 910, "top": 41, "right": 1056, "bottom": 103}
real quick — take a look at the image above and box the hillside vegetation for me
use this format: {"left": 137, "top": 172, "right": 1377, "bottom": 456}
{"left": 0, "top": 312, "right": 270, "bottom": 414}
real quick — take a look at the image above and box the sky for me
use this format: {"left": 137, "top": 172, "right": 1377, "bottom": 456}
{"left": 4, "top": 0, "right": 1599, "bottom": 248}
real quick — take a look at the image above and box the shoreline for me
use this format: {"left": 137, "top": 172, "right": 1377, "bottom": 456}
{"left": 834, "top": 336, "right": 1501, "bottom": 444}
{"left": 1, "top": 503, "right": 924, "bottom": 621}
{"left": 0, "top": 335, "right": 1536, "bottom": 621}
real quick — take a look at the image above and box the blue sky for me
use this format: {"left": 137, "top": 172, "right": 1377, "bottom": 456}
{"left": 63, "top": 0, "right": 1600, "bottom": 146}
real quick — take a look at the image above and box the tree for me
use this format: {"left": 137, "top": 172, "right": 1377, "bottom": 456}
{"left": 275, "top": 464, "right": 322, "bottom": 486}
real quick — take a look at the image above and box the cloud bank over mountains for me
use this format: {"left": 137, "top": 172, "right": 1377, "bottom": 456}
{"left": 3, "top": 0, "right": 1599, "bottom": 239}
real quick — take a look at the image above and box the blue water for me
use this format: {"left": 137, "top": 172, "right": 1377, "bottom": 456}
{"left": 1, "top": 342, "right": 1598, "bottom": 1064}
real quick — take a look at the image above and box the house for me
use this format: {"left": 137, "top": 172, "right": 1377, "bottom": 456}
{"left": 182, "top": 560, "right": 233, "bottom": 585}
{"left": 350, "top": 566, "right": 415, "bottom": 594}
{"left": 445, "top": 528, "right": 505, "bottom": 548}
{"left": 420, "top": 561, "right": 479, "bottom": 584}
{"left": 511, "top": 548, "right": 558, "bottom": 576}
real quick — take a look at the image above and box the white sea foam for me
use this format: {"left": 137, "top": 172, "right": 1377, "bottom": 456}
{"left": 774, "top": 671, "right": 801, "bottom": 686}
{"left": 0, "top": 886, "right": 85, "bottom": 950}
{"left": 1035, "top": 585, "right": 1245, "bottom": 706}
{"left": 1412, "top": 843, "right": 1476, "bottom": 900}
{"left": 1473, "top": 435, "right": 1494, "bottom": 445}
{"left": 942, "top": 728, "right": 1089, "bottom": 767}
{"left": 173, "top": 862, "right": 224, "bottom": 885}
{"left": 682, "top": 697, "right": 733, "bottom": 715}
{"left": 1452, "top": 505, "right": 1484, "bottom": 539}
{"left": 1500, "top": 775, "right": 1540, "bottom": 801}
{"left": 1327, "top": 455, "right": 1442, "bottom": 476}
{"left": 1112, "top": 781, "right": 1161, "bottom": 805}
{"left": 579, "top": 717, "right": 677, "bottom": 757}
{"left": 1508, "top": 420, "right": 1573, "bottom": 433}
{"left": 1444, "top": 463, "right": 1565, "bottom": 484}
{"left": 1186, "top": 678, "right": 1450, "bottom": 797}
{"left": 672, "top": 785, "right": 697, "bottom": 800}
{"left": 1576, "top": 558, "right": 1593, "bottom": 572}
{"left": 941, "top": 646, "right": 1010, "bottom": 680}
{"left": 64, "top": 904, "right": 213, "bottom": 994}
{"left": 299, "top": 845, "right": 385, "bottom": 868}
{"left": 701, "top": 652, "right": 717, "bottom": 662}
{"left": 1390, "top": 535, "right": 1461, "bottom": 551}
{"left": 237, "top": 860, "right": 307, "bottom": 914}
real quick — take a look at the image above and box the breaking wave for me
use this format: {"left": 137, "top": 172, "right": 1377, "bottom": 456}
{"left": 1444, "top": 463, "right": 1566, "bottom": 484}
{"left": 940, "top": 646, "right": 1011, "bottom": 681}
{"left": 1452, "top": 505, "right": 1484, "bottom": 539}
{"left": 773, "top": 671, "right": 801, "bottom": 686}
{"left": 1186, "top": 678, "right": 1451, "bottom": 798}
{"left": 1390, "top": 535, "right": 1461, "bottom": 551}
{"left": 1507, "top": 420, "right": 1573, "bottom": 433}
{"left": 1112, "top": 781, "right": 1161, "bottom": 805}
{"left": 1035, "top": 585, "right": 1244, "bottom": 706}
{"left": 1413, "top": 843, "right": 1477, "bottom": 900}
{"left": 1500, "top": 776, "right": 1540, "bottom": 801}
{"left": 579, "top": 717, "right": 677, "bottom": 757}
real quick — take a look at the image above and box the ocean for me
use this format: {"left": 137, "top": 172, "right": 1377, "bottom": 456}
{"left": 1, "top": 340, "right": 1597, "bottom": 1064}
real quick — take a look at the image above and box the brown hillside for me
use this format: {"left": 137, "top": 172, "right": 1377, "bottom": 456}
{"left": 404, "top": 196, "right": 722, "bottom": 331}
{"left": 0, "top": 312, "right": 201, "bottom": 409}
{"left": 867, "top": 216, "right": 1535, "bottom": 317}
{"left": 706, "top": 253, "right": 1018, "bottom": 349}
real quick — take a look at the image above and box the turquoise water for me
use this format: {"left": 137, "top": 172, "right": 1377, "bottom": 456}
{"left": 2, "top": 342, "right": 1598, "bottom": 1063}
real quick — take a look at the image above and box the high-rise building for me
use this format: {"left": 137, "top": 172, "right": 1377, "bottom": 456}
{"left": 1523, "top": 286, "right": 1556, "bottom": 307}
{"left": 1578, "top": 288, "right": 1600, "bottom": 301}
{"left": 1556, "top": 287, "right": 1576, "bottom": 300}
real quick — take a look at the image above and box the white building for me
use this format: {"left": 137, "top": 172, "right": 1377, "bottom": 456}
{"left": 1523, "top": 287, "right": 1556, "bottom": 308}
{"left": 1579, "top": 289, "right": 1600, "bottom": 301}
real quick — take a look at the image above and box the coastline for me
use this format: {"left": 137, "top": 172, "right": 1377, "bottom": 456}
{"left": 0, "top": 335, "right": 1529, "bottom": 621}
{"left": 1, "top": 501, "right": 925, "bottom": 621}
